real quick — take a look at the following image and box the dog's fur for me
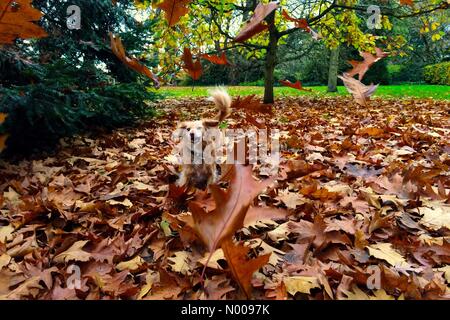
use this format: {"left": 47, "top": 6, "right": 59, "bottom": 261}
{"left": 176, "top": 87, "right": 231, "bottom": 189}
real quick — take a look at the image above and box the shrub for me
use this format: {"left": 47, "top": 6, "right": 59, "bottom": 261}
{"left": 0, "top": 0, "right": 160, "bottom": 157}
{"left": 423, "top": 62, "right": 450, "bottom": 85}
{"left": 0, "top": 60, "right": 158, "bottom": 155}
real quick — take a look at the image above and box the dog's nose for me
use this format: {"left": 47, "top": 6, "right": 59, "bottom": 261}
{"left": 190, "top": 132, "right": 195, "bottom": 139}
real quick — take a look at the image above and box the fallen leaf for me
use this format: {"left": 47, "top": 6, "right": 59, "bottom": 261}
{"left": 366, "top": 243, "right": 410, "bottom": 267}
{"left": 221, "top": 239, "right": 270, "bottom": 298}
{"left": 283, "top": 276, "right": 320, "bottom": 295}
{"left": 54, "top": 240, "right": 91, "bottom": 263}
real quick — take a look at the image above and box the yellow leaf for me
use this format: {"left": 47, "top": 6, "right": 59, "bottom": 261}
{"left": 137, "top": 271, "right": 159, "bottom": 299}
{"left": 168, "top": 251, "right": 192, "bottom": 275}
{"left": 0, "top": 254, "right": 11, "bottom": 269}
{"left": 417, "top": 202, "right": 450, "bottom": 230}
{"left": 198, "top": 249, "right": 225, "bottom": 270}
{"left": 0, "top": 225, "right": 14, "bottom": 243}
{"left": 366, "top": 243, "right": 410, "bottom": 267}
{"left": 54, "top": 240, "right": 91, "bottom": 263}
{"left": 106, "top": 198, "right": 133, "bottom": 208}
{"left": 431, "top": 33, "right": 441, "bottom": 41}
{"left": 116, "top": 256, "right": 144, "bottom": 271}
{"left": 283, "top": 276, "right": 320, "bottom": 295}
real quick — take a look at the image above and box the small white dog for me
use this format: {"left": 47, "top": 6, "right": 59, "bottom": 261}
{"left": 175, "top": 87, "right": 232, "bottom": 189}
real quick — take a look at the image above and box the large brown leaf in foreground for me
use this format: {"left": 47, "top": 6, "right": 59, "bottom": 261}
{"left": 234, "top": 2, "right": 279, "bottom": 43}
{"left": 0, "top": 0, "right": 47, "bottom": 44}
{"left": 157, "top": 0, "right": 191, "bottom": 27}
{"left": 109, "top": 33, "right": 160, "bottom": 87}
{"left": 222, "top": 239, "right": 270, "bottom": 298}
{"left": 189, "top": 165, "right": 273, "bottom": 252}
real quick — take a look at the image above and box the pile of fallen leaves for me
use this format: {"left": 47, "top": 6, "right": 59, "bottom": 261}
{"left": 0, "top": 96, "right": 449, "bottom": 300}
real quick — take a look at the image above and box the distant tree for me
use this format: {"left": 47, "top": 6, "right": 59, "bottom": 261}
{"left": 146, "top": 0, "right": 448, "bottom": 103}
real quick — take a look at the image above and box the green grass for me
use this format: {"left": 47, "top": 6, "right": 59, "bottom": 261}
{"left": 160, "top": 85, "right": 449, "bottom": 100}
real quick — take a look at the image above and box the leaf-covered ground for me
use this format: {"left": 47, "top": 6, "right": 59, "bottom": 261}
{"left": 0, "top": 96, "right": 449, "bottom": 300}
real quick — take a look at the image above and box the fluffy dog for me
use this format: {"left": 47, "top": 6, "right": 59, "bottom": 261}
{"left": 175, "top": 87, "right": 231, "bottom": 189}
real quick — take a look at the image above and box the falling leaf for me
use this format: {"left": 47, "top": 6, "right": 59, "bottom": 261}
{"left": 234, "top": 2, "right": 279, "bottom": 43}
{"left": 109, "top": 33, "right": 159, "bottom": 87}
{"left": 346, "top": 48, "right": 388, "bottom": 81}
{"left": 201, "top": 52, "right": 230, "bottom": 65}
{"left": 182, "top": 47, "right": 202, "bottom": 80}
{"left": 156, "top": 0, "right": 191, "bottom": 27}
{"left": 338, "top": 74, "right": 378, "bottom": 106}
{"left": 281, "top": 10, "right": 310, "bottom": 31}
{"left": 280, "top": 80, "right": 312, "bottom": 92}
{"left": 400, "top": 0, "right": 414, "bottom": 7}
{"left": 0, "top": 0, "right": 47, "bottom": 44}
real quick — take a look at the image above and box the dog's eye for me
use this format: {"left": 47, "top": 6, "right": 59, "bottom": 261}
{"left": 187, "top": 128, "right": 191, "bottom": 131}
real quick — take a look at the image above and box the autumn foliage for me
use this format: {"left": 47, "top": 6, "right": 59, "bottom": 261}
{"left": 1, "top": 94, "right": 449, "bottom": 300}
{"left": 0, "top": 0, "right": 47, "bottom": 44}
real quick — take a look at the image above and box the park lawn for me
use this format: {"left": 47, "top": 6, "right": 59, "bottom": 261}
{"left": 160, "top": 84, "right": 449, "bottom": 100}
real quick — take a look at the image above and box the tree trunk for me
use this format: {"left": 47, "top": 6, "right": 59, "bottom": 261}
{"left": 263, "top": 12, "right": 278, "bottom": 104}
{"left": 327, "top": 46, "right": 340, "bottom": 92}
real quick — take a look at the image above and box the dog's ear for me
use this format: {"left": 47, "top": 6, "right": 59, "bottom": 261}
{"left": 203, "top": 119, "right": 219, "bottom": 127}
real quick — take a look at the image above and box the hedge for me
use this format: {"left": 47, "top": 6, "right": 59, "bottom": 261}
{"left": 423, "top": 62, "right": 450, "bottom": 85}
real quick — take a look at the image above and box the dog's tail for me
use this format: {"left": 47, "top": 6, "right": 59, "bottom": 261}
{"left": 208, "top": 87, "right": 232, "bottom": 122}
